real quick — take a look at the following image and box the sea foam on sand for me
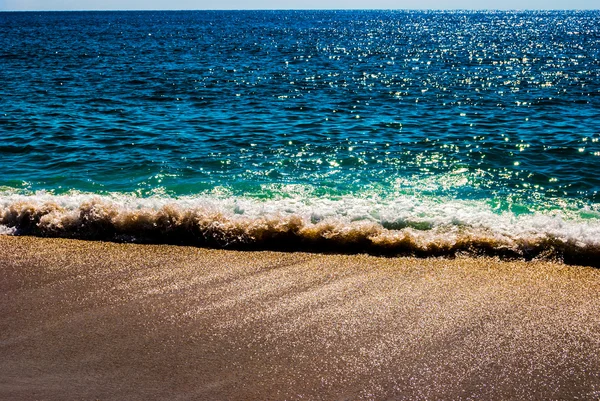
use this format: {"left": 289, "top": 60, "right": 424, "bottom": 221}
{"left": 1, "top": 191, "right": 599, "bottom": 266}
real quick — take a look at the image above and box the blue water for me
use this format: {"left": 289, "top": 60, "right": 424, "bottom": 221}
{"left": 1, "top": 10, "right": 599, "bottom": 264}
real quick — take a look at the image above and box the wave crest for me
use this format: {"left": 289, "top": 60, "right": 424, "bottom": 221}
{"left": 1, "top": 193, "right": 599, "bottom": 267}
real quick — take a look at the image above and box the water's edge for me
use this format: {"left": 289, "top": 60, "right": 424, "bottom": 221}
{"left": 2, "top": 192, "right": 598, "bottom": 267}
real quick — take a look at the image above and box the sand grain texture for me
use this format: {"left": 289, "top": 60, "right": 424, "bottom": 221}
{"left": 1, "top": 236, "right": 600, "bottom": 400}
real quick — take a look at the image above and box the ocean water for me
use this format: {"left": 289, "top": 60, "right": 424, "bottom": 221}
{"left": 1, "top": 10, "right": 599, "bottom": 265}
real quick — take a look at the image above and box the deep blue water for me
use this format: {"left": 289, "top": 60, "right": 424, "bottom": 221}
{"left": 1, "top": 10, "right": 599, "bottom": 263}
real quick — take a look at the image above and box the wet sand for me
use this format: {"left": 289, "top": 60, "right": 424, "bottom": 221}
{"left": 1, "top": 236, "right": 599, "bottom": 400}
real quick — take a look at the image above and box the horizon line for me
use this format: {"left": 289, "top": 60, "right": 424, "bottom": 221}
{"left": 1, "top": 8, "right": 598, "bottom": 11}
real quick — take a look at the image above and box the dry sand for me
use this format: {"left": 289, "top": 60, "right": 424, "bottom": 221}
{"left": 1, "top": 235, "right": 599, "bottom": 400}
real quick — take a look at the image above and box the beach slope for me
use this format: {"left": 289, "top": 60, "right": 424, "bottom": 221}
{"left": 1, "top": 236, "right": 599, "bottom": 400}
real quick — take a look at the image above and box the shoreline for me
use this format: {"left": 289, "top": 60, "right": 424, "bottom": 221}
{"left": 2, "top": 192, "right": 600, "bottom": 268}
{"left": 1, "top": 235, "right": 599, "bottom": 399}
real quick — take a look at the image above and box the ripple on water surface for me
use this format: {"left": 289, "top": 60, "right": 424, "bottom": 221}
{"left": 0, "top": 11, "right": 599, "bottom": 258}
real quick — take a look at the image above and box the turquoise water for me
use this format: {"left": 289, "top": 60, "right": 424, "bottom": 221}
{"left": 1, "top": 11, "right": 599, "bottom": 264}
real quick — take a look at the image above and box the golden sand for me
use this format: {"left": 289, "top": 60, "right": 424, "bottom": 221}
{"left": 1, "top": 235, "right": 599, "bottom": 400}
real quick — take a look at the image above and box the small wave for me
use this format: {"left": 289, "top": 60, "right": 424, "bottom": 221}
{"left": 0, "top": 192, "right": 599, "bottom": 267}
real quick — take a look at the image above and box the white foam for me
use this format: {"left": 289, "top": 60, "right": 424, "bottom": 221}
{"left": 0, "top": 189, "right": 598, "bottom": 263}
{"left": 0, "top": 225, "right": 16, "bottom": 235}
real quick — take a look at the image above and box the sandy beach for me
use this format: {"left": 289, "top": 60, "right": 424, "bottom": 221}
{"left": 1, "top": 235, "right": 599, "bottom": 400}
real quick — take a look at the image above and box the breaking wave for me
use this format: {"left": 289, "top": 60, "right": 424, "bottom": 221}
{"left": 1, "top": 191, "right": 599, "bottom": 267}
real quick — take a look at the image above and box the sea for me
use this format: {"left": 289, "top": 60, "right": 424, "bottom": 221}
{"left": 1, "top": 10, "right": 599, "bottom": 265}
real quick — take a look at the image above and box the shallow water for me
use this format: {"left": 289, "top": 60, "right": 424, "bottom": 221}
{"left": 1, "top": 10, "right": 599, "bottom": 263}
